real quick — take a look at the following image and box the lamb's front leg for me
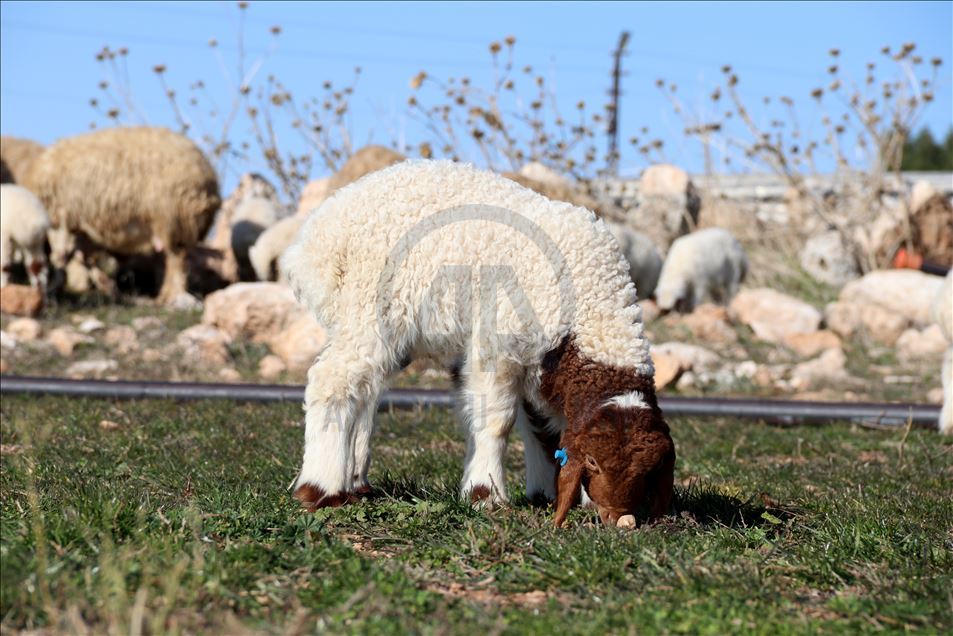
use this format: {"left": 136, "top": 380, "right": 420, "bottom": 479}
{"left": 515, "top": 403, "right": 562, "bottom": 505}
{"left": 350, "top": 396, "right": 380, "bottom": 497}
{"left": 294, "top": 343, "right": 384, "bottom": 510}
{"left": 459, "top": 360, "right": 521, "bottom": 504}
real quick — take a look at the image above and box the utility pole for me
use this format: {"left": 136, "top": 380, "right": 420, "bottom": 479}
{"left": 607, "top": 30, "right": 630, "bottom": 177}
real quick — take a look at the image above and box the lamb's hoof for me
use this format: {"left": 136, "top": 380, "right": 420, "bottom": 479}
{"left": 352, "top": 483, "right": 379, "bottom": 499}
{"left": 468, "top": 484, "right": 493, "bottom": 503}
{"left": 294, "top": 484, "right": 354, "bottom": 511}
{"left": 526, "top": 492, "right": 554, "bottom": 508}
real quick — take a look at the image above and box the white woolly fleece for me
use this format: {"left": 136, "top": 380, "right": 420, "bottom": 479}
{"left": 282, "top": 159, "right": 653, "bottom": 374}
{"left": 655, "top": 227, "right": 747, "bottom": 312}
{"left": 1, "top": 184, "right": 50, "bottom": 287}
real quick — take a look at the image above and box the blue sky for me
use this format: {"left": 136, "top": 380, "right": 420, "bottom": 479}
{"left": 2, "top": 1, "right": 951, "bottom": 193}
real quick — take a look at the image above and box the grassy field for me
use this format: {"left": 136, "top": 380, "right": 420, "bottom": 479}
{"left": 1, "top": 395, "right": 951, "bottom": 634}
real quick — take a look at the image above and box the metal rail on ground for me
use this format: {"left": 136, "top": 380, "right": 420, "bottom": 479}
{"left": 0, "top": 375, "right": 940, "bottom": 429}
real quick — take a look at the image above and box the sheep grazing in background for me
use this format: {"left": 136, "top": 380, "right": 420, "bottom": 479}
{"left": 282, "top": 160, "right": 675, "bottom": 527}
{"left": 249, "top": 215, "right": 304, "bottom": 282}
{"left": 605, "top": 221, "right": 663, "bottom": 300}
{"left": 0, "top": 136, "right": 44, "bottom": 185}
{"left": 655, "top": 227, "right": 747, "bottom": 314}
{"left": 23, "top": 127, "right": 221, "bottom": 303}
{"left": 230, "top": 196, "right": 279, "bottom": 281}
{"left": 1, "top": 184, "right": 50, "bottom": 288}
{"left": 325, "top": 145, "right": 405, "bottom": 194}
{"left": 933, "top": 270, "right": 952, "bottom": 435}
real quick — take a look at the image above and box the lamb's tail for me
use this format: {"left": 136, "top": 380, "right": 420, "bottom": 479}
{"left": 280, "top": 214, "right": 347, "bottom": 325}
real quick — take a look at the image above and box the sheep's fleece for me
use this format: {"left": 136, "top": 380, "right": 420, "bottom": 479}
{"left": 655, "top": 227, "right": 747, "bottom": 312}
{"left": 282, "top": 159, "right": 656, "bottom": 504}
{"left": 284, "top": 159, "right": 653, "bottom": 373}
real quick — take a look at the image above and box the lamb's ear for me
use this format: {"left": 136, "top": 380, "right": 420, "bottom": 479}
{"left": 553, "top": 460, "right": 583, "bottom": 527}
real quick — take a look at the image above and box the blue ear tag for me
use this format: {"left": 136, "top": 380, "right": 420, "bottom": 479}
{"left": 554, "top": 448, "right": 568, "bottom": 467}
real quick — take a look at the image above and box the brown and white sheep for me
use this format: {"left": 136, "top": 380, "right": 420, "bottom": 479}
{"left": 23, "top": 127, "right": 221, "bottom": 303}
{"left": 282, "top": 160, "right": 675, "bottom": 527}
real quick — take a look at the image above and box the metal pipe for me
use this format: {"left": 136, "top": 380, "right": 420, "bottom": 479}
{"left": 0, "top": 375, "right": 940, "bottom": 429}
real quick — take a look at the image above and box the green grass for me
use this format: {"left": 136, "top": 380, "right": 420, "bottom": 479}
{"left": 1, "top": 396, "right": 951, "bottom": 634}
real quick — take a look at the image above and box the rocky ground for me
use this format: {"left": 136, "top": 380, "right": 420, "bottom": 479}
{"left": 1, "top": 265, "right": 946, "bottom": 406}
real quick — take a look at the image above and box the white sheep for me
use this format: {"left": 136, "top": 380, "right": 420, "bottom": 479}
{"left": 231, "top": 196, "right": 280, "bottom": 281}
{"left": 282, "top": 160, "right": 675, "bottom": 527}
{"left": 933, "top": 270, "right": 952, "bottom": 435}
{"left": 605, "top": 221, "right": 663, "bottom": 300}
{"left": 655, "top": 227, "right": 747, "bottom": 313}
{"left": 1, "top": 184, "right": 50, "bottom": 288}
{"left": 249, "top": 215, "right": 304, "bottom": 282}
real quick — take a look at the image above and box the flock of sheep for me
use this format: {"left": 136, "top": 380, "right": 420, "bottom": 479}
{"left": 1, "top": 127, "right": 748, "bottom": 315}
{"left": 1, "top": 126, "right": 949, "bottom": 525}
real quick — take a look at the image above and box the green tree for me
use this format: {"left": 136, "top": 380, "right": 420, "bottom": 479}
{"left": 902, "top": 127, "right": 953, "bottom": 170}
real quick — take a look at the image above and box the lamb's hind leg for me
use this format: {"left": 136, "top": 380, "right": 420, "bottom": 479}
{"left": 350, "top": 394, "right": 381, "bottom": 497}
{"left": 459, "top": 359, "right": 522, "bottom": 504}
{"left": 294, "top": 338, "right": 387, "bottom": 510}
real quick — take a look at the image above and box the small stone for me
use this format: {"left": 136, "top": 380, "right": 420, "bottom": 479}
{"left": 0, "top": 358, "right": 9, "bottom": 373}
{"left": 1, "top": 331, "right": 16, "bottom": 350}
{"left": 783, "top": 330, "right": 842, "bottom": 358}
{"left": 258, "top": 354, "right": 286, "bottom": 379}
{"left": 131, "top": 316, "right": 164, "bottom": 332}
{"left": 0, "top": 284, "right": 43, "bottom": 317}
{"left": 103, "top": 326, "right": 139, "bottom": 355}
{"left": 98, "top": 419, "right": 122, "bottom": 431}
{"left": 895, "top": 324, "right": 948, "bottom": 360}
{"left": 616, "top": 514, "right": 637, "bottom": 529}
{"left": 66, "top": 359, "right": 118, "bottom": 378}
{"left": 177, "top": 325, "right": 230, "bottom": 366}
{"left": 730, "top": 288, "right": 822, "bottom": 344}
{"left": 651, "top": 352, "right": 682, "bottom": 390}
{"left": 141, "top": 348, "right": 163, "bottom": 363}
{"left": 169, "top": 292, "right": 203, "bottom": 312}
{"left": 790, "top": 348, "right": 848, "bottom": 390}
{"left": 680, "top": 303, "right": 737, "bottom": 345}
{"left": 7, "top": 318, "right": 41, "bottom": 341}
{"left": 47, "top": 327, "right": 94, "bottom": 357}
{"left": 638, "top": 299, "right": 661, "bottom": 323}
{"left": 77, "top": 318, "right": 106, "bottom": 334}
{"left": 219, "top": 367, "right": 242, "bottom": 382}
{"left": 927, "top": 387, "right": 945, "bottom": 403}
{"left": 652, "top": 342, "right": 720, "bottom": 372}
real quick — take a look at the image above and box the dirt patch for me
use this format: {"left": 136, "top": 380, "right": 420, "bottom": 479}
{"left": 424, "top": 580, "right": 562, "bottom": 608}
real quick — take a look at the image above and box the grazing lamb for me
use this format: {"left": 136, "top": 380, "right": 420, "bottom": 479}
{"left": 282, "top": 160, "right": 675, "bottom": 527}
{"left": 605, "top": 221, "right": 663, "bottom": 300}
{"left": 249, "top": 215, "right": 304, "bottom": 282}
{"left": 231, "top": 196, "right": 280, "bottom": 280}
{"left": 1, "top": 184, "right": 50, "bottom": 288}
{"left": 23, "top": 127, "right": 220, "bottom": 303}
{"left": 655, "top": 227, "right": 747, "bottom": 313}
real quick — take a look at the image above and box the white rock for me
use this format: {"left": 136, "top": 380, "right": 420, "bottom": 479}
{"left": 652, "top": 342, "right": 720, "bottom": 372}
{"left": 840, "top": 270, "right": 944, "bottom": 327}
{"left": 790, "top": 348, "right": 848, "bottom": 390}
{"left": 219, "top": 367, "right": 242, "bottom": 382}
{"left": 77, "top": 318, "right": 105, "bottom": 334}
{"left": 169, "top": 292, "right": 203, "bottom": 312}
{"left": 131, "top": 316, "right": 165, "bottom": 332}
{"left": 66, "top": 359, "right": 118, "bottom": 378}
{"left": 46, "top": 327, "right": 94, "bottom": 357}
{"left": 176, "top": 324, "right": 231, "bottom": 366}
{"left": 825, "top": 300, "right": 908, "bottom": 345}
{"left": 6, "top": 318, "right": 41, "bottom": 342}
{"left": 895, "top": 325, "right": 948, "bottom": 361}
{"left": 730, "top": 288, "right": 822, "bottom": 344}
{"left": 203, "top": 282, "right": 326, "bottom": 371}
{"left": 258, "top": 354, "right": 287, "bottom": 379}
{"left": 103, "top": 326, "right": 139, "bottom": 355}
{"left": 1, "top": 330, "right": 16, "bottom": 350}
{"left": 799, "top": 230, "right": 859, "bottom": 287}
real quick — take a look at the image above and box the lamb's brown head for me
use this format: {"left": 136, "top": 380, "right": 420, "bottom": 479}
{"left": 552, "top": 399, "right": 675, "bottom": 528}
